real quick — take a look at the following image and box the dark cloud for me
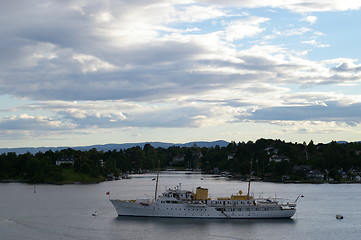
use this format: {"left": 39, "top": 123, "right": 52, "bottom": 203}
{"left": 244, "top": 101, "right": 361, "bottom": 122}
{"left": 332, "top": 62, "right": 361, "bottom": 73}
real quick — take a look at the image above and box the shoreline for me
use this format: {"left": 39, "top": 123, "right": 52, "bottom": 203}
{"left": 1, "top": 176, "right": 360, "bottom": 185}
{"left": 0, "top": 179, "right": 103, "bottom": 185}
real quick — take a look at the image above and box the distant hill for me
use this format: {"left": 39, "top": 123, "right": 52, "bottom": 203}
{"left": 0, "top": 140, "right": 229, "bottom": 154}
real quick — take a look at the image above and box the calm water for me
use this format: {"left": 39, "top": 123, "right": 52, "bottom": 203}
{"left": 1, "top": 172, "right": 360, "bottom": 240}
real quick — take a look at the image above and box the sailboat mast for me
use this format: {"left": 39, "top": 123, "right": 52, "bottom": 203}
{"left": 154, "top": 159, "right": 160, "bottom": 200}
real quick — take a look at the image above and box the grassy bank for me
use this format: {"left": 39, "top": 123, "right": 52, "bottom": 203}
{"left": 57, "top": 168, "right": 105, "bottom": 184}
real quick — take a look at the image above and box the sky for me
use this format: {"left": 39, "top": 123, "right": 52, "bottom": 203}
{"left": 1, "top": 0, "right": 361, "bottom": 148}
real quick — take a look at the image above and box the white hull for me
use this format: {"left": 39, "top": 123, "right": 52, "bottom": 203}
{"left": 110, "top": 200, "right": 296, "bottom": 219}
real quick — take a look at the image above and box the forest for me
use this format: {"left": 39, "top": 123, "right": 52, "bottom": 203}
{"left": 1, "top": 139, "right": 361, "bottom": 183}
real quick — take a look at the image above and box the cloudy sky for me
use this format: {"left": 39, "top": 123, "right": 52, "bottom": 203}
{"left": 1, "top": 0, "right": 361, "bottom": 148}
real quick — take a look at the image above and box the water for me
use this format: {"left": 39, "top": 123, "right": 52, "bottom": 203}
{"left": 1, "top": 172, "right": 360, "bottom": 240}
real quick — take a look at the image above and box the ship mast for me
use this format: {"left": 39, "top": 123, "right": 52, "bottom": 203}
{"left": 247, "top": 160, "right": 253, "bottom": 199}
{"left": 154, "top": 159, "right": 160, "bottom": 200}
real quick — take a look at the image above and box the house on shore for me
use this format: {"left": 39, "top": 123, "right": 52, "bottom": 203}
{"left": 306, "top": 169, "right": 324, "bottom": 181}
{"left": 56, "top": 156, "right": 75, "bottom": 166}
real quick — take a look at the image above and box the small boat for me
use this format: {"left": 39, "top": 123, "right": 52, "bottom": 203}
{"left": 336, "top": 214, "right": 343, "bottom": 219}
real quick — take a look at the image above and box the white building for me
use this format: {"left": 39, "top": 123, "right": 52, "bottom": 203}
{"left": 56, "top": 156, "right": 75, "bottom": 166}
{"left": 269, "top": 155, "right": 289, "bottom": 163}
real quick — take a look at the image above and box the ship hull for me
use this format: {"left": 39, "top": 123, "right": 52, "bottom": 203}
{"left": 110, "top": 200, "right": 296, "bottom": 219}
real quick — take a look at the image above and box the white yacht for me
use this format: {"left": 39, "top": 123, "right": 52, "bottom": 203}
{"left": 110, "top": 184, "right": 297, "bottom": 219}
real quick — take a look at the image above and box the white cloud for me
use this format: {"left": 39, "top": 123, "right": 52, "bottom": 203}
{"left": 171, "top": 5, "right": 227, "bottom": 23}
{"left": 225, "top": 16, "right": 269, "bottom": 42}
{"left": 72, "top": 54, "right": 118, "bottom": 73}
{"left": 201, "top": 0, "right": 361, "bottom": 12}
{"left": 303, "top": 15, "right": 318, "bottom": 24}
{"left": 0, "top": 114, "right": 76, "bottom": 131}
{"left": 273, "top": 27, "right": 311, "bottom": 36}
{"left": 302, "top": 39, "right": 330, "bottom": 48}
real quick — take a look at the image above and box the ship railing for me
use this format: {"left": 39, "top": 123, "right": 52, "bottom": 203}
{"left": 256, "top": 197, "right": 293, "bottom": 204}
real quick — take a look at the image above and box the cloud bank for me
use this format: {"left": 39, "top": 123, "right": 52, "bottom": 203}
{"left": 1, "top": 0, "right": 361, "bottom": 145}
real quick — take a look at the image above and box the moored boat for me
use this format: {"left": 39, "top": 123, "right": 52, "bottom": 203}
{"left": 110, "top": 184, "right": 297, "bottom": 219}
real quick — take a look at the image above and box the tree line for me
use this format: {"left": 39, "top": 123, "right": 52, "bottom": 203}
{"left": 1, "top": 139, "right": 361, "bottom": 183}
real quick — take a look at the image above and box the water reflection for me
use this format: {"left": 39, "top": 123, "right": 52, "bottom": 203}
{"left": 114, "top": 215, "right": 296, "bottom": 226}
{"left": 112, "top": 216, "right": 296, "bottom": 240}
